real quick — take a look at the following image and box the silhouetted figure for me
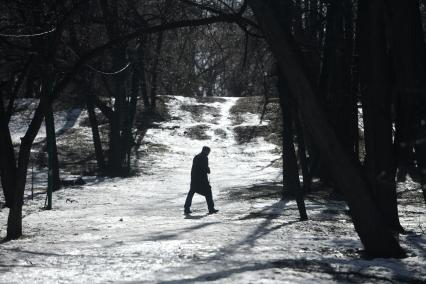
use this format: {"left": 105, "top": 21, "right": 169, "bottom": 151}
{"left": 184, "top": 146, "right": 218, "bottom": 214}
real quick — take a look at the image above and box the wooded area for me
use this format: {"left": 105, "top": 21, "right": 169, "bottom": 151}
{"left": 1, "top": 0, "right": 425, "bottom": 261}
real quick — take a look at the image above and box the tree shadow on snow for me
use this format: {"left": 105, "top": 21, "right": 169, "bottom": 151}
{"left": 230, "top": 201, "right": 299, "bottom": 249}
{"left": 2, "top": 247, "right": 72, "bottom": 257}
{"left": 205, "top": 200, "right": 303, "bottom": 260}
{"left": 223, "top": 182, "right": 283, "bottom": 201}
{"left": 153, "top": 257, "right": 423, "bottom": 284}
{"left": 140, "top": 222, "right": 220, "bottom": 242}
{"left": 153, "top": 258, "right": 371, "bottom": 284}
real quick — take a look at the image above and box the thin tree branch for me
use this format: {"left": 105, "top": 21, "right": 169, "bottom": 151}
{"left": 0, "top": 27, "right": 56, "bottom": 38}
{"left": 54, "top": 13, "right": 255, "bottom": 96}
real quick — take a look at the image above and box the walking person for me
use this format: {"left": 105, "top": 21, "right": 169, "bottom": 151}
{"left": 184, "top": 146, "right": 218, "bottom": 214}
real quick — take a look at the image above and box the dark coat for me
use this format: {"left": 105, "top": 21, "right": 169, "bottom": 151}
{"left": 190, "top": 152, "right": 210, "bottom": 195}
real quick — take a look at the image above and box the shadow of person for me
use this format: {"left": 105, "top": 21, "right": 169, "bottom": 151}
{"left": 184, "top": 214, "right": 208, "bottom": 220}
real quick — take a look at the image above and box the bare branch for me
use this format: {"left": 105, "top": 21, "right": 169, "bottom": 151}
{"left": 86, "top": 62, "right": 131, "bottom": 75}
{"left": 0, "top": 27, "right": 56, "bottom": 38}
{"left": 54, "top": 13, "right": 254, "bottom": 96}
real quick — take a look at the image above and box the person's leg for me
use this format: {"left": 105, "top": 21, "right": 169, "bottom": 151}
{"left": 184, "top": 189, "right": 195, "bottom": 212}
{"left": 205, "top": 188, "right": 215, "bottom": 212}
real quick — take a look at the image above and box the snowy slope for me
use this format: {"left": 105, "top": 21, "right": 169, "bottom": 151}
{"left": 8, "top": 98, "right": 83, "bottom": 145}
{"left": 0, "top": 96, "right": 425, "bottom": 283}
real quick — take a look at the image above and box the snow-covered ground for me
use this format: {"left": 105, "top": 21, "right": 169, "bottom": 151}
{"left": 0, "top": 96, "right": 425, "bottom": 283}
{"left": 9, "top": 98, "right": 83, "bottom": 145}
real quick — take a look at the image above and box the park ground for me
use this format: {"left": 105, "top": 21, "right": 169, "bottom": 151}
{"left": 0, "top": 96, "right": 425, "bottom": 283}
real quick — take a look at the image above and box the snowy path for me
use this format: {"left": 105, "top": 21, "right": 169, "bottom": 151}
{"left": 1, "top": 96, "right": 425, "bottom": 283}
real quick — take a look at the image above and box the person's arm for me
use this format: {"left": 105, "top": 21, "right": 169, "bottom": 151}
{"left": 202, "top": 156, "right": 210, "bottom": 174}
{"left": 206, "top": 157, "right": 211, "bottom": 174}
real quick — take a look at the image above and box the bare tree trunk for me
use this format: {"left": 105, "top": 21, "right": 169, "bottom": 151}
{"left": 319, "top": 0, "right": 357, "bottom": 162}
{"left": 45, "top": 104, "right": 61, "bottom": 192}
{"left": 150, "top": 31, "right": 164, "bottom": 111}
{"left": 108, "top": 51, "right": 128, "bottom": 176}
{"left": 0, "top": 96, "right": 17, "bottom": 209}
{"left": 122, "top": 69, "right": 139, "bottom": 172}
{"left": 70, "top": 21, "right": 106, "bottom": 175}
{"left": 6, "top": 101, "right": 46, "bottom": 239}
{"left": 86, "top": 91, "right": 106, "bottom": 173}
{"left": 99, "top": 0, "right": 131, "bottom": 176}
{"left": 108, "top": 98, "right": 125, "bottom": 176}
{"left": 278, "top": 73, "right": 308, "bottom": 220}
{"left": 6, "top": 205, "right": 22, "bottom": 240}
{"left": 135, "top": 41, "right": 150, "bottom": 109}
{"left": 248, "top": 0, "right": 405, "bottom": 258}
{"left": 386, "top": 0, "right": 426, "bottom": 204}
{"left": 295, "top": 111, "right": 312, "bottom": 192}
{"left": 358, "top": 0, "right": 403, "bottom": 232}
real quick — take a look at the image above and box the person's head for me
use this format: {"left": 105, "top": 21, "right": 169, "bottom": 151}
{"left": 201, "top": 146, "right": 211, "bottom": 156}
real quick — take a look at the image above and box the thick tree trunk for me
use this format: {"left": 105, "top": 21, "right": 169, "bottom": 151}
{"left": 107, "top": 49, "right": 128, "bottom": 176}
{"left": 2, "top": 82, "right": 50, "bottom": 239}
{"left": 5, "top": 100, "right": 46, "bottom": 240}
{"left": 150, "top": 31, "right": 164, "bottom": 111}
{"left": 248, "top": 0, "right": 405, "bottom": 258}
{"left": 121, "top": 69, "right": 139, "bottom": 172}
{"left": 386, "top": 0, "right": 426, "bottom": 204}
{"left": 319, "top": 0, "right": 340, "bottom": 104}
{"left": 45, "top": 104, "right": 61, "bottom": 192}
{"left": 278, "top": 74, "right": 308, "bottom": 221}
{"left": 100, "top": 0, "right": 132, "bottom": 176}
{"left": 0, "top": 97, "right": 17, "bottom": 208}
{"left": 109, "top": 45, "right": 128, "bottom": 176}
{"left": 135, "top": 41, "right": 150, "bottom": 110}
{"left": 108, "top": 106, "right": 125, "bottom": 176}
{"left": 6, "top": 204, "right": 22, "bottom": 240}
{"left": 358, "top": 0, "right": 403, "bottom": 232}
{"left": 86, "top": 93, "right": 106, "bottom": 173}
{"left": 295, "top": 112, "right": 312, "bottom": 192}
{"left": 315, "top": 2, "right": 340, "bottom": 185}
{"left": 319, "top": 0, "right": 357, "bottom": 162}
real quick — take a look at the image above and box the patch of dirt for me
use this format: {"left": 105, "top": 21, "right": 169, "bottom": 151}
{"left": 238, "top": 211, "right": 282, "bottom": 220}
{"left": 184, "top": 124, "right": 211, "bottom": 140}
{"left": 230, "top": 96, "right": 282, "bottom": 145}
{"left": 139, "top": 142, "right": 170, "bottom": 154}
{"left": 79, "top": 112, "right": 110, "bottom": 127}
{"left": 29, "top": 96, "right": 169, "bottom": 177}
{"left": 57, "top": 127, "right": 109, "bottom": 175}
{"left": 230, "top": 97, "right": 280, "bottom": 122}
{"left": 180, "top": 104, "right": 220, "bottom": 122}
{"left": 233, "top": 125, "right": 271, "bottom": 144}
{"left": 214, "top": 128, "right": 227, "bottom": 139}
{"left": 230, "top": 96, "right": 264, "bottom": 116}
{"left": 224, "top": 182, "right": 283, "bottom": 201}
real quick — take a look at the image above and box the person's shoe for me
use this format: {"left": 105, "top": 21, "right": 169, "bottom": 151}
{"left": 208, "top": 209, "right": 219, "bottom": 214}
{"left": 184, "top": 208, "right": 192, "bottom": 214}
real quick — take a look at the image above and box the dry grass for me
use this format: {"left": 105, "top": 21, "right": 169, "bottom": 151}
{"left": 230, "top": 96, "right": 282, "bottom": 145}
{"left": 184, "top": 124, "right": 211, "bottom": 140}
